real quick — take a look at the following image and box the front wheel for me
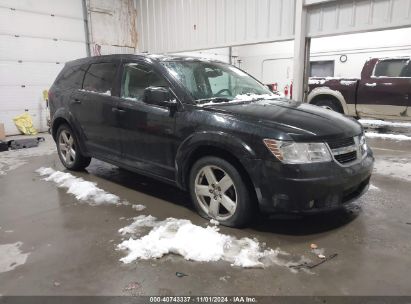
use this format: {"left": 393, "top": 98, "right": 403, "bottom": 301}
{"left": 56, "top": 124, "right": 91, "bottom": 171}
{"left": 189, "top": 156, "right": 253, "bottom": 227}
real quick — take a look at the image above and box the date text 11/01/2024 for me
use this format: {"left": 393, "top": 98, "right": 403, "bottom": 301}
{"left": 149, "top": 296, "right": 257, "bottom": 303}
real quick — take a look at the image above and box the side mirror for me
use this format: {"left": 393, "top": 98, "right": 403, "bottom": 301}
{"left": 143, "top": 86, "right": 176, "bottom": 108}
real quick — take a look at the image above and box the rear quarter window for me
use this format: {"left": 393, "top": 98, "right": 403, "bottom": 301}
{"left": 83, "top": 62, "right": 117, "bottom": 94}
{"left": 54, "top": 64, "right": 87, "bottom": 89}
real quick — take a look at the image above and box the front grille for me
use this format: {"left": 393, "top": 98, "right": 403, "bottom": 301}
{"left": 327, "top": 137, "right": 355, "bottom": 149}
{"left": 326, "top": 137, "right": 358, "bottom": 165}
{"left": 334, "top": 151, "right": 357, "bottom": 164}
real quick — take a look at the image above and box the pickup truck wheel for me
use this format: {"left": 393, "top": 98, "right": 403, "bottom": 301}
{"left": 313, "top": 99, "right": 344, "bottom": 114}
{"left": 56, "top": 124, "right": 91, "bottom": 171}
{"left": 189, "top": 156, "right": 253, "bottom": 227}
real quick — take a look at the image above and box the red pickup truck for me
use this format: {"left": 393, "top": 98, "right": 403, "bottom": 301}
{"left": 307, "top": 56, "right": 411, "bottom": 120}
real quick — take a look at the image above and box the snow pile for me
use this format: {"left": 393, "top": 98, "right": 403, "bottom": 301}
{"left": 359, "top": 119, "right": 411, "bottom": 128}
{"left": 365, "top": 132, "right": 411, "bottom": 141}
{"left": 0, "top": 242, "right": 30, "bottom": 273}
{"left": 118, "top": 216, "right": 299, "bottom": 268}
{"left": 36, "top": 167, "right": 124, "bottom": 206}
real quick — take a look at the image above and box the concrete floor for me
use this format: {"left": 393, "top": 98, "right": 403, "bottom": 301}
{"left": 0, "top": 134, "right": 411, "bottom": 296}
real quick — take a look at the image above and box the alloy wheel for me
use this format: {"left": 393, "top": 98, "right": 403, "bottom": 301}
{"left": 58, "top": 130, "right": 76, "bottom": 166}
{"left": 194, "top": 165, "right": 238, "bottom": 221}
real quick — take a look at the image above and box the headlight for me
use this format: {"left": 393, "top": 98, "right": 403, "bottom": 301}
{"left": 359, "top": 134, "right": 368, "bottom": 155}
{"left": 263, "top": 139, "right": 332, "bottom": 164}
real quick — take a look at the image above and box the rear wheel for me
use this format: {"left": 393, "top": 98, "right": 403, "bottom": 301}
{"left": 189, "top": 156, "right": 253, "bottom": 227}
{"left": 56, "top": 124, "right": 91, "bottom": 171}
{"left": 313, "top": 98, "right": 344, "bottom": 114}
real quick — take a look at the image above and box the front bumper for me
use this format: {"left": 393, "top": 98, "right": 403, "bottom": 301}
{"left": 245, "top": 149, "right": 374, "bottom": 213}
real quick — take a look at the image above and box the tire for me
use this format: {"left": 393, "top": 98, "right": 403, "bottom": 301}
{"left": 189, "top": 156, "right": 253, "bottom": 227}
{"left": 56, "top": 124, "right": 91, "bottom": 171}
{"left": 313, "top": 98, "right": 344, "bottom": 114}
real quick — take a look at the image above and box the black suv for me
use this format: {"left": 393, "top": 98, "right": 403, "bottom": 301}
{"left": 49, "top": 54, "right": 374, "bottom": 227}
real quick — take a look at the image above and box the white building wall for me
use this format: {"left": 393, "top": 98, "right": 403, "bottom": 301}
{"left": 0, "top": 0, "right": 87, "bottom": 135}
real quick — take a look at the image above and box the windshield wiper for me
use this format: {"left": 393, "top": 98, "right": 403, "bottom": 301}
{"left": 196, "top": 97, "right": 233, "bottom": 104}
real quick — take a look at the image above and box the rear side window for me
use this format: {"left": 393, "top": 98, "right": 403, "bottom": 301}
{"left": 55, "top": 65, "right": 87, "bottom": 89}
{"left": 121, "top": 63, "right": 168, "bottom": 101}
{"left": 401, "top": 63, "right": 411, "bottom": 77}
{"left": 83, "top": 62, "right": 117, "bottom": 94}
{"left": 374, "top": 59, "right": 409, "bottom": 77}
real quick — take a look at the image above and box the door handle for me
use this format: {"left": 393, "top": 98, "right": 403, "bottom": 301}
{"left": 72, "top": 99, "right": 81, "bottom": 104}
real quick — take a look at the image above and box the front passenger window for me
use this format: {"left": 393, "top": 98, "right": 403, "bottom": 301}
{"left": 121, "top": 63, "right": 168, "bottom": 102}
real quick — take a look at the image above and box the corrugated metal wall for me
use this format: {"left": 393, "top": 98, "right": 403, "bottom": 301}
{"left": 88, "top": 0, "right": 138, "bottom": 55}
{"left": 135, "top": 0, "right": 296, "bottom": 53}
{"left": 136, "top": 0, "right": 411, "bottom": 54}
{"left": 0, "top": 0, "right": 87, "bottom": 135}
{"left": 307, "top": 0, "right": 411, "bottom": 37}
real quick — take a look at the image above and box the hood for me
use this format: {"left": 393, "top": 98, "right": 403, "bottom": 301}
{"left": 201, "top": 99, "right": 362, "bottom": 141}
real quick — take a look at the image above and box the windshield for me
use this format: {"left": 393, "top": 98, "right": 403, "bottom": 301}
{"left": 161, "top": 60, "right": 275, "bottom": 104}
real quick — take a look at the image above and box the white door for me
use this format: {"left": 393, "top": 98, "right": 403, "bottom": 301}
{"left": 0, "top": 0, "right": 87, "bottom": 135}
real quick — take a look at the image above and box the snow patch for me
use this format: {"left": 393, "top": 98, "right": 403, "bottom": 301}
{"left": 340, "top": 80, "right": 357, "bottom": 86}
{"left": 235, "top": 93, "right": 281, "bottom": 102}
{"left": 311, "top": 248, "right": 325, "bottom": 256}
{"left": 359, "top": 119, "right": 411, "bottom": 128}
{"left": 118, "top": 215, "right": 158, "bottom": 235}
{"left": 374, "top": 159, "right": 411, "bottom": 182}
{"left": 365, "top": 132, "right": 411, "bottom": 141}
{"left": 308, "top": 79, "right": 326, "bottom": 85}
{"left": 117, "top": 216, "right": 303, "bottom": 269}
{"left": 369, "top": 184, "right": 380, "bottom": 191}
{"left": 132, "top": 204, "right": 146, "bottom": 211}
{"left": 79, "top": 89, "right": 111, "bottom": 96}
{"left": 209, "top": 219, "right": 219, "bottom": 226}
{"left": 198, "top": 93, "right": 281, "bottom": 107}
{"left": 0, "top": 242, "right": 30, "bottom": 273}
{"left": 36, "top": 167, "right": 126, "bottom": 206}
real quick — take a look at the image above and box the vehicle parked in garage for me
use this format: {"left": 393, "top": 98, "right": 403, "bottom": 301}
{"left": 49, "top": 54, "right": 374, "bottom": 227}
{"left": 307, "top": 56, "right": 411, "bottom": 120}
